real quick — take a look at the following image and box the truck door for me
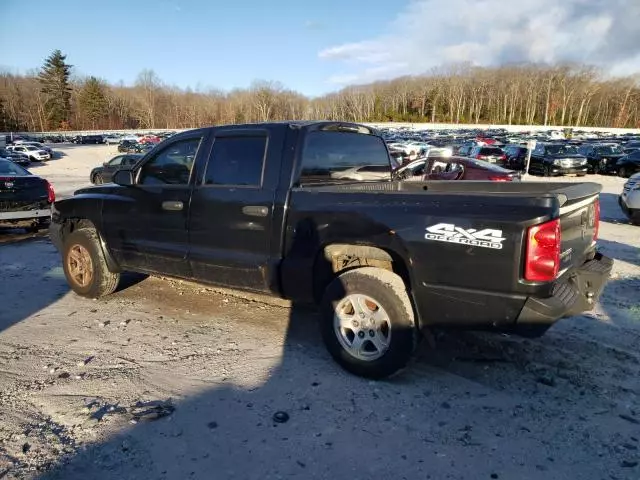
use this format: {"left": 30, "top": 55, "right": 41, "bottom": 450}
{"left": 101, "top": 132, "right": 207, "bottom": 277}
{"left": 187, "top": 128, "right": 285, "bottom": 292}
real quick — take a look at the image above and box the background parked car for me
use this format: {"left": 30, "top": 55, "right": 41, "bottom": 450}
{"left": 616, "top": 150, "right": 640, "bottom": 178}
{"left": 528, "top": 143, "right": 587, "bottom": 176}
{"left": 424, "top": 157, "right": 519, "bottom": 181}
{"left": 103, "top": 135, "right": 121, "bottom": 145}
{"left": 20, "top": 141, "right": 54, "bottom": 157}
{"left": 469, "top": 146, "right": 507, "bottom": 166}
{"left": 72, "top": 135, "right": 104, "bottom": 144}
{"left": 7, "top": 145, "right": 51, "bottom": 162}
{"left": 503, "top": 144, "right": 529, "bottom": 171}
{"left": 623, "top": 141, "right": 640, "bottom": 154}
{"left": 392, "top": 158, "right": 429, "bottom": 181}
{"left": 118, "top": 140, "right": 138, "bottom": 152}
{"left": 619, "top": 173, "right": 640, "bottom": 225}
{"left": 90, "top": 154, "right": 142, "bottom": 184}
{"left": 577, "top": 143, "right": 625, "bottom": 174}
{"left": 0, "top": 158, "right": 55, "bottom": 232}
{"left": 0, "top": 147, "right": 31, "bottom": 166}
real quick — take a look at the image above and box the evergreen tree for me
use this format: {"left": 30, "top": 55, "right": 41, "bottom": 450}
{"left": 79, "top": 76, "right": 108, "bottom": 128}
{"left": 38, "top": 50, "right": 72, "bottom": 129}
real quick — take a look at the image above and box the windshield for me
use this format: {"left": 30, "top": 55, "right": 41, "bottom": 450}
{"left": 595, "top": 145, "right": 623, "bottom": 154}
{"left": 24, "top": 146, "right": 38, "bottom": 151}
{"left": 0, "top": 160, "right": 29, "bottom": 175}
{"left": 546, "top": 145, "right": 578, "bottom": 155}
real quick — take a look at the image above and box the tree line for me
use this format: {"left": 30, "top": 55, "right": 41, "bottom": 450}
{"left": 1, "top": 50, "right": 639, "bottom": 132}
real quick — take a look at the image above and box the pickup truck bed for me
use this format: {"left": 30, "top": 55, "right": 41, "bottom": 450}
{"left": 49, "top": 121, "right": 612, "bottom": 378}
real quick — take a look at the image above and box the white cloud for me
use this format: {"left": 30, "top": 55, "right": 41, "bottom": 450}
{"left": 319, "top": 0, "right": 640, "bottom": 85}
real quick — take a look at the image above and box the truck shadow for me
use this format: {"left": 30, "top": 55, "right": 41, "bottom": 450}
{"left": 0, "top": 238, "right": 69, "bottom": 335}
{"left": 38, "top": 250, "right": 640, "bottom": 479}
{"left": 598, "top": 192, "right": 631, "bottom": 225}
{"left": 597, "top": 238, "right": 640, "bottom": 268}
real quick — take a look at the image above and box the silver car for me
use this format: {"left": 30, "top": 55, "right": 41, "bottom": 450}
{"left": 619, "top": 172, "right": 640, "bottom": 225}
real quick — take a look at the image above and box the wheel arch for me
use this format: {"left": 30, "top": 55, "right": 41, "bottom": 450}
{"left": 312, "top": 242, "right": 416, "bottom": 320}
{"left": 58, "top": 217, "right": 121, "bottom": 273}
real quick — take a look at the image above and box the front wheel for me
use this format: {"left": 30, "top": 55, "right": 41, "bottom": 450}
{"left": 62, "top": 228, "right": 120, "bottom": 298}
{"left": 320, "top": 267, "right": 418, "bottom": 379}
{"left": 618, "top": 167, "right": 628, "bottom": 178}
{"left": 544, "top": 166, "right": 551, "bottom": 177}
{"left": 93, "top": 174, "right": 103, "bottom": 185}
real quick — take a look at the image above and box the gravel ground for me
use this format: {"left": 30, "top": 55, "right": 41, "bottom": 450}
{"left": 0, "top": 144, "right": 639, "bottom": 480}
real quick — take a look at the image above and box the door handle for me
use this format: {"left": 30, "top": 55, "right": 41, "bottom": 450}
{"left": 242, "top": 206, "right": 269, "bottom": 217}
{"left": 162, "top": 200, "right": 183, "bottom": 211}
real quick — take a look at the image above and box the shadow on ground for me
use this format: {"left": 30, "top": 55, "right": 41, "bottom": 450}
{"left": 38, "top": 272, "right": 640, "bottom": 479}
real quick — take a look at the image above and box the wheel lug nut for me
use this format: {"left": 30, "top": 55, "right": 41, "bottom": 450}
{"left": 369, "top": 330, "right": 375, "bottom": 337}
{"left": 359, "top": 313, "right": 365, "bottom": 318}
{"left": 352, "top": 320, "right": 359, "bottom": 327}
{"left": 358, "top": 331, "right": 365, "bottom": 338}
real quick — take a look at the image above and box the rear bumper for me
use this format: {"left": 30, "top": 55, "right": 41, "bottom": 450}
{"left": 514, "top": 252, "right": 613, "bottom": 328}
{"left": 0, "top": 208, "right": 51, "bottom": 221}
{"left": 413, "top": 253, "right": 613, "bottom": 334}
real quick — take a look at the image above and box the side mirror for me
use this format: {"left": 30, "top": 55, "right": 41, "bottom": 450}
{"left": 113, "top": 169, "right": 134, "bottom": 186}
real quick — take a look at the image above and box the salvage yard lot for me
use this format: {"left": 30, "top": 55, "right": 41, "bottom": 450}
{"left": 1, "top": 144, "right": 639, "bottom": 479}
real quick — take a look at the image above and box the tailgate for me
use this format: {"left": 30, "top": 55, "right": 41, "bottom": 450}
{"left": 555, "top": 184, "right": 600, "bottom": 273}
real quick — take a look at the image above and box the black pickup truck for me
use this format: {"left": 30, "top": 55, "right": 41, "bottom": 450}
{"left": 50, "top": 121, "right": 612, "bottom": 378}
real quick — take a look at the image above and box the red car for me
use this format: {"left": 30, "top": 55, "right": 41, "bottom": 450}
{"left": 394, "top": 156, "right": 520, "bottom": 182}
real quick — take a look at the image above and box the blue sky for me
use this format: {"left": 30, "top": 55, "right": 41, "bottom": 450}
{"left": 0, "top": 0, "right": 408, "bottom": 97}
{"left": 2, "top": 0, "right": 638, "bottom": 96}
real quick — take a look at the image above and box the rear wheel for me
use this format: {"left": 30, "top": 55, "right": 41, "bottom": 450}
{"left": 62, "top": 228, "right": 120, "bottom": 298}
{"left": 320, "top": 267, "right": 418, "bottom": 379}
{"left": 618, "top": 167, "right": 628, "bottom": 178}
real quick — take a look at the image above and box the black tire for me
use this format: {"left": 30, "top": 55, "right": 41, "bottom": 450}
{"left": 618, "top": 167, "right": 628, "bottom": 178}
{"left": 320, "top": 267, "right": 418, "bottom": 379}
{"left": 62, "top": 228, "right": 120, "bottom": 298}
{"left": 94, "top": 174, "right": 103, "bottom": 185}
{"left": 544, "top": 166, "right": 551, "bottom": 177}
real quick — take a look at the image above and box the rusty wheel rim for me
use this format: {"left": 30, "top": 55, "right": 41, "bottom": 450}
{"left": 67, "top": 244, "right": 94, "bottom": 288}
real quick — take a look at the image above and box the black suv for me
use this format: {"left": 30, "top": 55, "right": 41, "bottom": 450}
{"left": 528, "top": 143, "right": 588, "bottom": 176}
{"left": 615, "top": 150, "right": 640, "bottom": 178}
{"left": 503, "top": 144, "right": 529, "bottom": 171}
{"left": 73, "top": 135, "right": 104, "bottom": 145}
{"left": 577, "top": 143, "right": 625, "bottom": 174}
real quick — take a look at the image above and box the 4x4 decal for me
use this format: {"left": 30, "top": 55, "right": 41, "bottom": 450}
{"left": 425, "top": 223, "right": 506, "bottom": 250}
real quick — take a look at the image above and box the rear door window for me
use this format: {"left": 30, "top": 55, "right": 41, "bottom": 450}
{"left": 300, "top": 131, "right": 390, "bottom": 183}
{"left": 203, "top": 135, "right": 267, "bottom": 187}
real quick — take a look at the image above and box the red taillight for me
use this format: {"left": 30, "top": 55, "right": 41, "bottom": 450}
{"left": 476, "top": 154, "right": 483, "bottom": 159}
{"left": 46, "top": 181, "right": 55, "bottom": 203}
{"left": 488, "top": 175, "right": 511, "bottom": 182}
{"left": 525, "top": 218, "right": 561, "bottom": 282}
{"left": 501, "top": 154, "right": 507, "bottom": 160}
{"left": 593, "top": 199, "right": 600, "bottom": 241}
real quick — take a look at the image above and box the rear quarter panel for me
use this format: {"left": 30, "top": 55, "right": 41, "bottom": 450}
{"left": 282, "top": 188, "right": 560, "bottom": 326}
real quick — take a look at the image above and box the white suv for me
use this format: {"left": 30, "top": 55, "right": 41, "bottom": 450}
{"left": 8, "top": 144, "right": 51, "bottom": 161}
{"left": 619, "top": 172, "right": 640, "bottom": 225}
